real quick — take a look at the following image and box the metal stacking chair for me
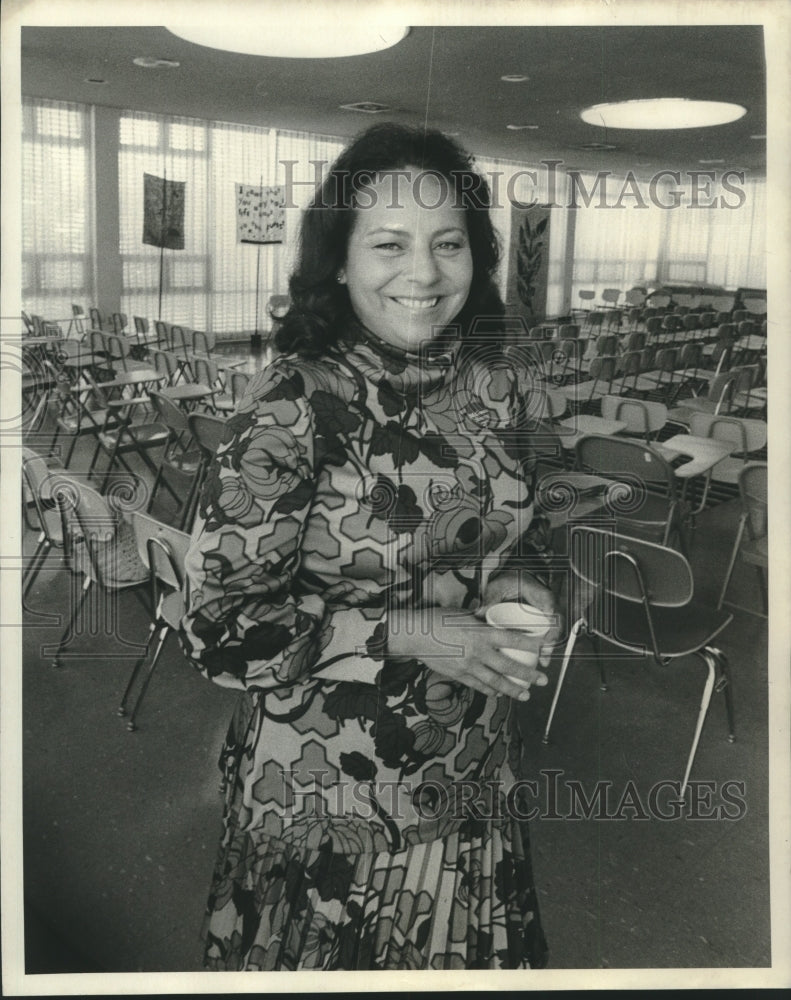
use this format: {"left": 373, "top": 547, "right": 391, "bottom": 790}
{"left": 542, "top": 524, "right": 735, "bottom": 800}
{"left": 47, "top": 475, "right": 149, "bottom": 668}
{"left": 668, "top": 370, "right": 741, "bottom": 426}
{"left": 22, "top": 449, "right": 67, "bottom": 598}
{"left": 574, "top": 434, "right": 690, "bottom": 554}
{"left": 600, "top": 395, "right": 668, "bottom": 442}
{"left": 183, "top": 412, "right": 229, "bottom": 529}
{"left": 117, "top": 512, "right": 192, "bottom": 731}
{"left": 562, "top": 355, "right": 618, "bottom": 409}
{"left": 146, "top": 390, "right": 203, "bottom": 528}
{"left": 685, "top": 412, "right": 768, "bottom": 513}
{"left": 717, "top": 462, "right": 767, "bottom": 616}
{"left": 85, "top": 386, "right": 172, "bottom": 496}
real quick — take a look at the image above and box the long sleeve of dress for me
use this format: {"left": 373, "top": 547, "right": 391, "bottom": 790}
{"left": 179, "top": 363, "right": 387, "bottom": 691}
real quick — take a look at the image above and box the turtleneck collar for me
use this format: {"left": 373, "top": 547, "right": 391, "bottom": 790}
{"left": 336, "top": 321, "right": 457, "bottom": 394}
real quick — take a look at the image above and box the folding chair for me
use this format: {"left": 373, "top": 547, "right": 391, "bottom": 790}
{"left": 543, "top": 524, "right": 735, "bottom": 800}
{"left": 117, "top": 511, "right": 192, "bottom": 731}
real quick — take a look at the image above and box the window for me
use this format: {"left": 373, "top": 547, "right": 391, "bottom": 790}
{"left": 22, "top": 99, "right": 95, "bottom": 320}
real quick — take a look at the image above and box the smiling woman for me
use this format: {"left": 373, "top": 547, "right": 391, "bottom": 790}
{"left": 179, "top": 122, "right": 558, "bottom": 971}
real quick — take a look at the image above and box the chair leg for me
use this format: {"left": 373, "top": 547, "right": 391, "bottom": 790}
{"left": 710, "top": 646, "right": 736, "bottom": 743}
{"left": 51, "top": 576, "right": 92, "bottom": 668}
{"left": 23, "top": 535, "right": 50, "bottom": 598}
{"left": 542, "top": 617, "right": 585, "bottom": 744}
{"left": 679, "top": 650, "right": 718, "bottom": 800}
{"left": 118, "top": 620, "right": 159, "bottom": 718}
{"left": 717, "top": 517, "right": 746, "bottom": 610}
{"left": 125, "top": 624, "right": 171, "bottom": 732}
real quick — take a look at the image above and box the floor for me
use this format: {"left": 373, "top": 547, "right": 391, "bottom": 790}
{"left": 16, "top": 364, "right": 773, "bottom": 981}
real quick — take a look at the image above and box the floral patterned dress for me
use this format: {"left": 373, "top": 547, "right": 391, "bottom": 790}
{"left": 180, "top": 328, "right": 550, "bottom": 970}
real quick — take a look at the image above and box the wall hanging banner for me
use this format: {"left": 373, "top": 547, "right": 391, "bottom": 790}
{"left": 142, "top": 173, "right": 186, "bottom": 249}
{"left": 505, "top": 203, "right": 552, "bottom": 326}
{"left": 236, "top": 184, "right": 286, "bottom": 245}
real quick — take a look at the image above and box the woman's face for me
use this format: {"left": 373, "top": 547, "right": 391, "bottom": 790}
{"left": 339, "top": 167, "right": 474, "bottom": 353}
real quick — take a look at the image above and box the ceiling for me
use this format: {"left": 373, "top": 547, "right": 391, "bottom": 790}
{"left": 20, "top": 24, "right": 767, "bottom": 178}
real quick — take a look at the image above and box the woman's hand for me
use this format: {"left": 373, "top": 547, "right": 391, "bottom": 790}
{"left": 477, "top": 571, "right": 562, "bottom": 668}
{"left": 387, "top": 607, "right": 549, "bottom": 701}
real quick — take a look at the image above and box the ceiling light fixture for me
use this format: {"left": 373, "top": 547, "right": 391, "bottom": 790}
{"left": 750, "top": 134, "right": 766, "bottom": 140}
{"left": 698, "top": 158, "right": 725, "bottom": 164}
{"left": 133, "top": 56, "right": 181, "bottom": 69}
{"left": 165, "top": 25, "right": 409, "bottom": 59}
{"left": 506, "top": 124, "right": 539, "bottom": 130}
{"left": 85, "top": 78, "right": 108, "bottom": 85}
{"left": 501, "top": 74, "right": 529, "bottom": 83}
{"left": 339, "top": 102, "right": 390, "bottom": 114}
{"left": 580, "top": 98, "right": 746, "bottom": 130}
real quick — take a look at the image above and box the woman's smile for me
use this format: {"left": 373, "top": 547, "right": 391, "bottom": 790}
{"left": 338, "top": 167, "right": 473, "bottom": 353}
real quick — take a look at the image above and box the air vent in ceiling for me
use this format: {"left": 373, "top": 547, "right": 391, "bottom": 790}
{"left": 339, "top": 101, "right": 390, "bottom": 114}
{"left": 576, "top": 141, "right": 618, "bottom": 151}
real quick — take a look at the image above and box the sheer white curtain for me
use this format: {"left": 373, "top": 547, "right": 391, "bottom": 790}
{"left": 667, "top": 176, "right": 766, "bottom": 290}
{"left": 21, "top": 98, "right": 95, "bottom": 322}
{"left": 570, "top": 172, "right": 664, "bottom": 305}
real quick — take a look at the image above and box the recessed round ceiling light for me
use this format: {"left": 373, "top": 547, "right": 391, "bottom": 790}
{"left": 133, "top": 56, "right": 181, "bottom": 69}
{"left": 166, "top": 25, "right": 409, "bottom": 58}
{"left": 501, "top": 74, "right": 529, "bottom": 83}
{"left": 580, "top": 98, "right": 746, "bottom": 129}
{"left": 506, "top": 124, "right": 539, "bottom": 130}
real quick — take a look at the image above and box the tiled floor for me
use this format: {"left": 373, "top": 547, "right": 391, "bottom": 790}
{"left": 18, "top": 401, "right": 771, "bottom": 975}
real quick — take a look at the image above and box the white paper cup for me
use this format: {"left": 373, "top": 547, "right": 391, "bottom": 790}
{"left": 485, "top": 602, "right": 556, "bottom": 684}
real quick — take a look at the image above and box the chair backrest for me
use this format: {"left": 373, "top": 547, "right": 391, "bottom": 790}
{"left": 230, "top": 369, "right": 251, "bottom": 403}
{"left": 645, "top": 316, "right": 663, "bottom": 337}
{"left": 688, "top": 412, "right": 768, "bottom": 455}
{"left": 738, "top": 463, "right": 767, "bottom": 540}
{"left": 601, "top": 396, "right": 668, "bottom": 437}
{"left": 104, "top": 333, "right": 131, "bottom": 368}
{"left": 623, "top": 289, "right": 645, "bottom": 307}
{"left": 575, "top": 434, "right": 676, "bottom": 489}
{"left": 169, "top": 325, "right": 190, "bottom": 356}
{"left": 595, "top": 334, "right": 618, "bottom": 357}
{"left": 22, "top": 448, "right": 63, "bottom": 544}
{"left": 601, "top": 288, "right": 621, "bottom": 305}
{"left": 149, "top": 389, "right": 191, "bottom": 433}
{"left": 624, "top": 331, "right": 647, "bottom": 352}
{"left": 530, "top": 386, "right": 567, "bottom": 422}
{"left": 679, "top": 342, "right": 702, "bottom": 368}
{"left": 191, "top": 329, "right": 215, "bottom": 356}
{"left": 154, "top": 320, "right": 170, "bottom": 345}
{"left": 569, "top": 524, "right": 693, "bottom": 608}
{"left": 558, "top": 323, "right": 580, "bottom": 339}
{"left": 617, "top": 350, "right": 642, "bottom": 378}
{"left": 578, "top": 289, "right": 595, "bottom": 303}
{"left": 89, "top": 307, "right": 105, "bottom": 330}
{"left": 151, "top": 349, "right": 178, "bottom": 383}
{"left": 134, "top": 315, "right": 149, "bottom": 335}
{"left": 112, "top": 312, "right": 128, "bottom": 334}
{"left": 130, "top": 511, "right": 191, "bottom": 591}
{"left": 188, "top": 413, "right": 228, "bottom": 457}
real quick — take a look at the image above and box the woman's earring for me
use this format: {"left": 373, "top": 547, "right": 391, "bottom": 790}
{"left": 336, "top": 271, "right": 346, "bottom": 284}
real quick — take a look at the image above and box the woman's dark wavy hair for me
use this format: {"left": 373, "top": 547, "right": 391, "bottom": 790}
{"left": 275, "top": 122, "right": 505, "bottom": 358}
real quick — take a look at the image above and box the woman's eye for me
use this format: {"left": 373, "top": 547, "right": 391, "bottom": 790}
{"left": 374, "top": 242, "right": 402, "bottom": 251}
{"left": 435, "top": 241, "right": 462, "bottom": 251}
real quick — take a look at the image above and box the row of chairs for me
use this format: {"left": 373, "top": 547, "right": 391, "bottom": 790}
{"left": 22, "top": 449, "right": 191, "bottom": 731}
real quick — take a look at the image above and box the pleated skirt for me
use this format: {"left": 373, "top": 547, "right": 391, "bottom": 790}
{"left": 202, "top": 812, "right": 548, "bottom": 971}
